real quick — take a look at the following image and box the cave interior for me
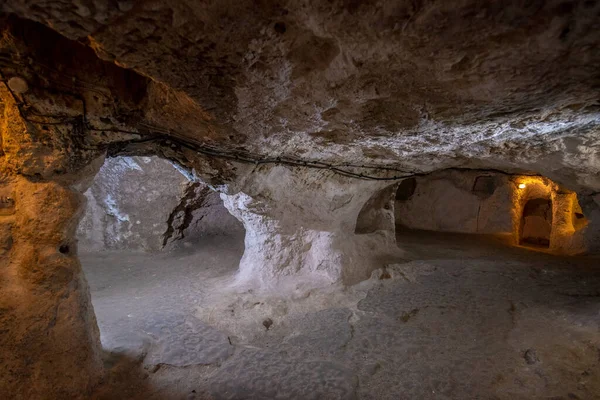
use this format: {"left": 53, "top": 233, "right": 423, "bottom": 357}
{"left": 0, "top": 2, "right": 600, "bottom": 399}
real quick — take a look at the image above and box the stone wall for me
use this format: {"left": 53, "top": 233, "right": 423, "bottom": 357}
{"left": 395, "top": 170, "right": 514, "bottom": 235}
{"left": 581, "top": 194, "right": 600, "bottom": 254}
{"left": 77, "top": 156, "right": 243, "bottom": 252}
{"left": 162, "top": 181, "right": 245, "bottom": 248}
{"left": 395, "top": 171, "right": 600, "bottom": 255}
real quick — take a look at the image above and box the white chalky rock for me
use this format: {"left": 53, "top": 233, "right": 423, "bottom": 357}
{"left": 222, "top": 165, "right": 401, "bottom": 291}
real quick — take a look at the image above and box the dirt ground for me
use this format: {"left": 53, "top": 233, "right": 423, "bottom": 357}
{"left": 80, "top": 231, "right": 600, "bottom": 400}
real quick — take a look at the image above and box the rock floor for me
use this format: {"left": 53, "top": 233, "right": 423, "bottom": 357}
{"left": 81, "top": 231, "right": 600, "bottom": 400}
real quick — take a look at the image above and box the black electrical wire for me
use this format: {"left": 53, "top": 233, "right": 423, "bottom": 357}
{"left": 0, "top": 66, "right": 542, "bottom": 182}
{"left": 112, "top": 133, "right": 419, "bottom": 181}
{"left": 1, "top": 67, "right": 422, "bottom": 180}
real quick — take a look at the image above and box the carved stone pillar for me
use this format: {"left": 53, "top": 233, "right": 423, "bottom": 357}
{"left": 222, "top": 165, "right": 400, "bottom": 292}
{"left": 0, "top": 87, "right": 103, "bottom": 399}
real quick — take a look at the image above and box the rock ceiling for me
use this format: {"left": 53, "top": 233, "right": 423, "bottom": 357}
{"left": 1, "top": 0, "right": 599, "bottom": 191}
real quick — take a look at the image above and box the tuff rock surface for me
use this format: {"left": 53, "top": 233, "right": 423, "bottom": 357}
{"left": 2, "top": 0, "right": 599, "bottom": 190}
{"left": 222, "top": 165, "right": 399, "bottom": 291}
{"left": 0, "top": 86, "right": 104, "bottom": 399}
{"left": 1, "top": 2, "right": 600, "bottom": 398}
{"left": 78, "top": 156, "right": 188, "bottom": 251}
{"left": 77, "top": 156, "right": 242, "bottom": 251}
{"left": 395, "top": 169, "right": 600, "bottom": 254}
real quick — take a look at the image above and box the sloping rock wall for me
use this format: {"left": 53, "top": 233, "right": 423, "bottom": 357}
{"left": 78, "top": 156, "right": 187, "bottom": 251}
{"left": 77, "top": 156, "right": 243, "bottom": 251}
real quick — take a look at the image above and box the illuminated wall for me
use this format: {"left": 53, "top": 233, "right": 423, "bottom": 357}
{"left": 395, "top": 171, "right": 593, "bottom": 255}
{"left": 511, "top": 176, "right": 588, "bottom": 254}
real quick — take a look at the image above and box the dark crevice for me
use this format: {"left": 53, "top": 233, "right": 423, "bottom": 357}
{"left": 161, "top": 182, "right": 212, "bottom": 247}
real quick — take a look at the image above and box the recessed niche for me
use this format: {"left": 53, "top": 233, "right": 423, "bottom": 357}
{"left": 395, "top": 178, "right": 417, "bottom": 201}
{"left": 0, "top": 188, "right": 15, "bottom": 216}
{"left": 472, "top": 176, "right": 497, "bottom": 197}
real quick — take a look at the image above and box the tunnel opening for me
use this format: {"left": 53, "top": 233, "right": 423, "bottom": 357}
{"left": 519, "top": 198, "right": 552, "bottom": 248}
{"left": 76, "top": 155, "right": 246, "bottom": 361}
{"left": 395, "top": 177, "right": 417, "bottom": 202}
{"left": 355, "top": 183, "right": 397, "bottom": 235}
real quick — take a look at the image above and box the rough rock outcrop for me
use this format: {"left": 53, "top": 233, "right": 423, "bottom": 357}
{"left": 163, "top": 181, "right": 244, "bottom": 247}
{"left": 77, "top": 155, "right": 244, "bottom": 251}
{"left": 2, "top": 1, "right": 599, "bottom": 192}
{"left": 222, "top": 165, "right": 400, "bottom": 291}
{"left": 0, "top": 86, "right": 103, "bottom": 399}
{"left": 78, "top": 156, "right": 188, "bottom": 251}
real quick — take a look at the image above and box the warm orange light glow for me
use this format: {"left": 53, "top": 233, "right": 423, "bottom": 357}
{"left": 518, "top": 183, "right": 527, "bottom": 189}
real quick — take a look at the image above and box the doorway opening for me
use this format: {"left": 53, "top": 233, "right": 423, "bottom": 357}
{"left": 519, "top": 198, "right": 552, "bottom": 248}
{"left": 77, "top": 155, "right": 245, "bottom": 365}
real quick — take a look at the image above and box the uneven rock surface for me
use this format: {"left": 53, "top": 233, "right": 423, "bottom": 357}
{"left": 0, "top": 86, "right": 103, "bottom": 399}
{"left": 1, "top": 2, "right": 600, "bottom": 398}
{"left": 163, "top": 181, "right": 244, "bottom": 249}
{"left": 77, "top": 156, "right": 242, "bottom": 251}
{"left": 2, "top": 0, "right": 600, "bottom": 191}
{"left": 78, "top": 156, "right": 188, "bottom": 251}
{"left": 222, "top": 165, "right": 400, "bottom": 291}
{"left": 82, "top": 232, "right": 600, "bottom": 400}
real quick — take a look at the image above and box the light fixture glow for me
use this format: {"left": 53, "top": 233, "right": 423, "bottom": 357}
{"left": 518, "top": 183, "right": 527, "bottom": 189}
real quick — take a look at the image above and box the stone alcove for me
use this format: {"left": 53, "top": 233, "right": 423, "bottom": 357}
{"left": 511, "top": 177, "right": 592, "bottom": 255}
{"left": 519, "top": 198, "right": 553, "bottom": 247}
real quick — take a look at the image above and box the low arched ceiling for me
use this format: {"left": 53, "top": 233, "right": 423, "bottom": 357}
{"left": 1, "top": 1, "right": 599, "bottom": 191}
